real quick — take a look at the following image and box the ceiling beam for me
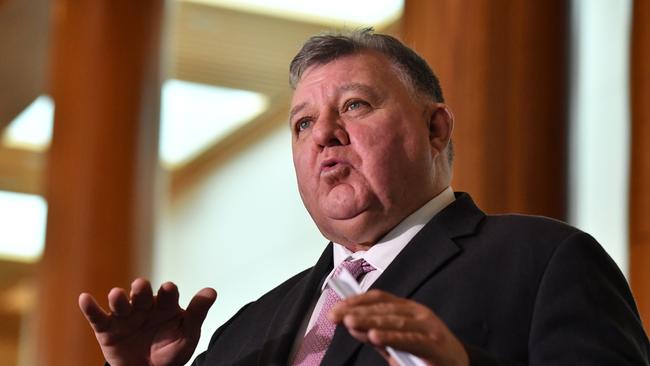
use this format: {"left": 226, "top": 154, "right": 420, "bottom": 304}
{"left": 0, "top": 147, "right": 45, "bottom": 195}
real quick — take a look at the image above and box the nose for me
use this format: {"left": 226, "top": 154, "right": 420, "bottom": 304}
{"left": 311, "top": 110, "right": 349, "bottom": 148}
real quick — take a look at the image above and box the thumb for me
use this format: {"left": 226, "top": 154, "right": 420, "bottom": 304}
{"left": 185, "top": 288, "right": 217, "bottom": 332}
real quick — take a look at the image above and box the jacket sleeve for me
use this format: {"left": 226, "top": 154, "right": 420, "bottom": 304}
{"left": 526, "top": 231, "right": 649, "bottom": 365}
{"left": 462, "top": 231, "right": 649, "bottom": 366}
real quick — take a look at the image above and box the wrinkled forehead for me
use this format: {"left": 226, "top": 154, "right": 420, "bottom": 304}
{"left": 292, "top": 51, "right": 408, "bottom": 94}
{"left": 290, "top": 54, "right": 421, "bottom": 114}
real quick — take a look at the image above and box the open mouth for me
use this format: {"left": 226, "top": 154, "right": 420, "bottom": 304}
{"left": 320, "top": 159, "right": 345, "bottom": 173}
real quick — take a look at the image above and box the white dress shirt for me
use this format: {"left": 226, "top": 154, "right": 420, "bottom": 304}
{"left": 290, "top": 187, "right": 455, "bottom": 358}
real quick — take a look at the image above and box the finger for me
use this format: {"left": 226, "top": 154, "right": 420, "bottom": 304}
{"left": 185, "top": 288, "right": 217, "bottom": 332}
{"left": 348, "top": 302, "right": 417, "bottom": 317}
{"left": 368, "top": 329, "right": 437, "bottom": 360}
{"left": 330, "top": 301, "right": 417, "bottom": 322}
{"left": 342, "top": 314, "right": 429, "bottom": 333}
{"left": 78, "top": 293, "right": 111, "bottom": 332}
{"left": 331, "top": 290, "right": 407, "bottom": 317}
{"left": 156, "top": 282, "right": 180, "bottom": 310}
{"left": 130, "top": 278, "right": 154, "bottom": 311}
{"left": 341, "top": 290, "right": 401, "bottom": 306}
{"left": 108, "top": 287, "right": 132, "bottom": 316}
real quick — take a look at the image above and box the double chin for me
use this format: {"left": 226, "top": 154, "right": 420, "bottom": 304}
{"left": 319, "top": 183, "right": 372, "bottom": 220}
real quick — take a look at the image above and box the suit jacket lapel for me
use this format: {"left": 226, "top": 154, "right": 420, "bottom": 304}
{"left": 257, "top": 243, "right": 334, "bottom": 365}
{"left": 321, "top": 192, "right": 485, "bottom": 365}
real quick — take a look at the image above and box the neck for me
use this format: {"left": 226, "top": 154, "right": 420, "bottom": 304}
{"left": 342, "top": 242, "right": 374, "bottom": 252}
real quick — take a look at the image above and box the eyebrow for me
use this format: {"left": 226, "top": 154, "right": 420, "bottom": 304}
{"left": 289, "top": 102, "right": 307, "bottom": 124}
{"left": 288, "top": 82, "right": 380, "bottom": 124}
{"left": 338, "top": 82, "right": 378, "bottom": 98}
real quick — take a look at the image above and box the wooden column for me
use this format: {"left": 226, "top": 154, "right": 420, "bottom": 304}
{"left": 629, "top": 0, "right": 650, "bottom": 331}
{"left": 33, "top": 1, "right": 164, "bottom": 365}
{"left": 403, "top": 0, "right": 568, "bottom": 219}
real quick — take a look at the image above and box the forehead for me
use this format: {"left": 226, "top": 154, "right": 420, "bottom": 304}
{"left": 290, "top": 52, "right": 406, "bottom": 104}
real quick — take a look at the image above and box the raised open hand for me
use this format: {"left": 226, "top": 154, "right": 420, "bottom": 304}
{"left": 79, "top": 278, "right": 217, "bottom": 366}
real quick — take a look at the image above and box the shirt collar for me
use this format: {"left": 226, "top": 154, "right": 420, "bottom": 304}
{"left": 330, "top": 186, "right": 455, "bottom": 283}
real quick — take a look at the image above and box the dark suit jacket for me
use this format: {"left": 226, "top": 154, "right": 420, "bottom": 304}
{"left": 192, "top": 193, "right": 649, "bottom": 365}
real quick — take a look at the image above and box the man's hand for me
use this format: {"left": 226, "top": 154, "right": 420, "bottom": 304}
{"left": 329, "top": 290, "right": 469, "bottom": 366}
{"left": 78, "top": 278, "right": 217, "bottom": 366}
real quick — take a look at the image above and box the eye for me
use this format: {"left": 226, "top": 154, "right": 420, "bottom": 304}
{"left": 296, "top": 118, "right": 312, "bottom": 132}
{"left": 345, "top": 100, "right": 369, "bottom": 112}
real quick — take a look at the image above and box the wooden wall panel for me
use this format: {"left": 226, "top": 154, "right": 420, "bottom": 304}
{"left": 0, "top": 0, "right": 51, "bottom": 130}
{"left": 403, "top": 0, "right": 568, "bottom": 219}
{"left": 629, "top": 0, "right": 650, "bottom": 332}
{"left": 32, "top": 1, "right": 164, "bottom": 365}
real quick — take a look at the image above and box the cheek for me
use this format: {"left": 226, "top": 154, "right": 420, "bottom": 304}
{"left": 354, "top": 136, "right": 405, "bottom": 188}
{"left": 292, "top": 149, "right": 316, "bottom": 194}
{"left": 356, "top": 132, "right": 426, "bottom": 189}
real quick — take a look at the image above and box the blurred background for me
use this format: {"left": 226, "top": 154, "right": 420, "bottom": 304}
{"left": 0, "top": 0, "right": 647, "bottom": 364}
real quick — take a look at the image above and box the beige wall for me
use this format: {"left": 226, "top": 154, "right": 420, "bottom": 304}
{"left": 154, "top": 122, "right": 327, "bottom": 362}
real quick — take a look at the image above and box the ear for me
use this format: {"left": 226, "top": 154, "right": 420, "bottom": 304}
{"left": 427, "top": 103, "right": 454, "bottom": 156}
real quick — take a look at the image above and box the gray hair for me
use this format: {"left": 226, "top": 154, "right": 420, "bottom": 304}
{"left": 289, "top": 27, "right": 444, "bottom": 103}
{"left": 289, "top": 28, "right": 453, "bottom": 165}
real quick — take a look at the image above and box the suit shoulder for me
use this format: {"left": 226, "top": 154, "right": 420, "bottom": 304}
{"left": 459, "top": 213, "right": 603, "bottom": 269}
{"left": 252, "top": 267, "right": 313, "bottom": 303}
{"left": 480, "top": 213, "right": 583, "bottom": 246}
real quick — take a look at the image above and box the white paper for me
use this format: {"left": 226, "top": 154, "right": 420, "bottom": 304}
{"left": 328, "top": 269, "right": 427, "bottom": 366}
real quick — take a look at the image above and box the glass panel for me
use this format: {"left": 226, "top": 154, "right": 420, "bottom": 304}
{"left": 160, "top": 79, "right": 268, "bottom": 168}
{"left": 0, "top": 191, "right": 47, "bottom": 262}
{"left": 568, "top": 0, "right": 633, "bottom": 275}
{"left": 1, "top": 95, "right": 53, "bottom": 151}
{"left": 183, "top": 0, "right": 404, "bottom": 26}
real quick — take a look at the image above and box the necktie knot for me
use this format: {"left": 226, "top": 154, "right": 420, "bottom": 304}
{"left": 335, "top": 258, "right": 375, "bottom": 281}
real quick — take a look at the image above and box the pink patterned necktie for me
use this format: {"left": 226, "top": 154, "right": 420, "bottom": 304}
{"left": 292, "top": 259, "right": 375, "bottom": 366}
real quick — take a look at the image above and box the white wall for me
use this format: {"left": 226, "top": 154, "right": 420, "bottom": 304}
{"left": 153, "top": 124, "right": 326, "bottom": 363}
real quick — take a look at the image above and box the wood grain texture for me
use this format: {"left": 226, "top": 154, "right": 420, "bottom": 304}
{"left": 403, "top": 0, "right": 568, "bottom": 219}
{"left": 32, "top": 1, "right": 163, "bottom": 365}
{"left": 629, "top": 0, "right": 650, "bottom": 333}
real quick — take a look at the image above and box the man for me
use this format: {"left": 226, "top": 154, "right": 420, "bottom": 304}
{"left": 79, "top": 29, "right": 649, "bottom": 365}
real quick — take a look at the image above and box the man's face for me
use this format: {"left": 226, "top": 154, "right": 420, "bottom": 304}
{"left": 290, "top": 51, "right": 450, "bottom": 248}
